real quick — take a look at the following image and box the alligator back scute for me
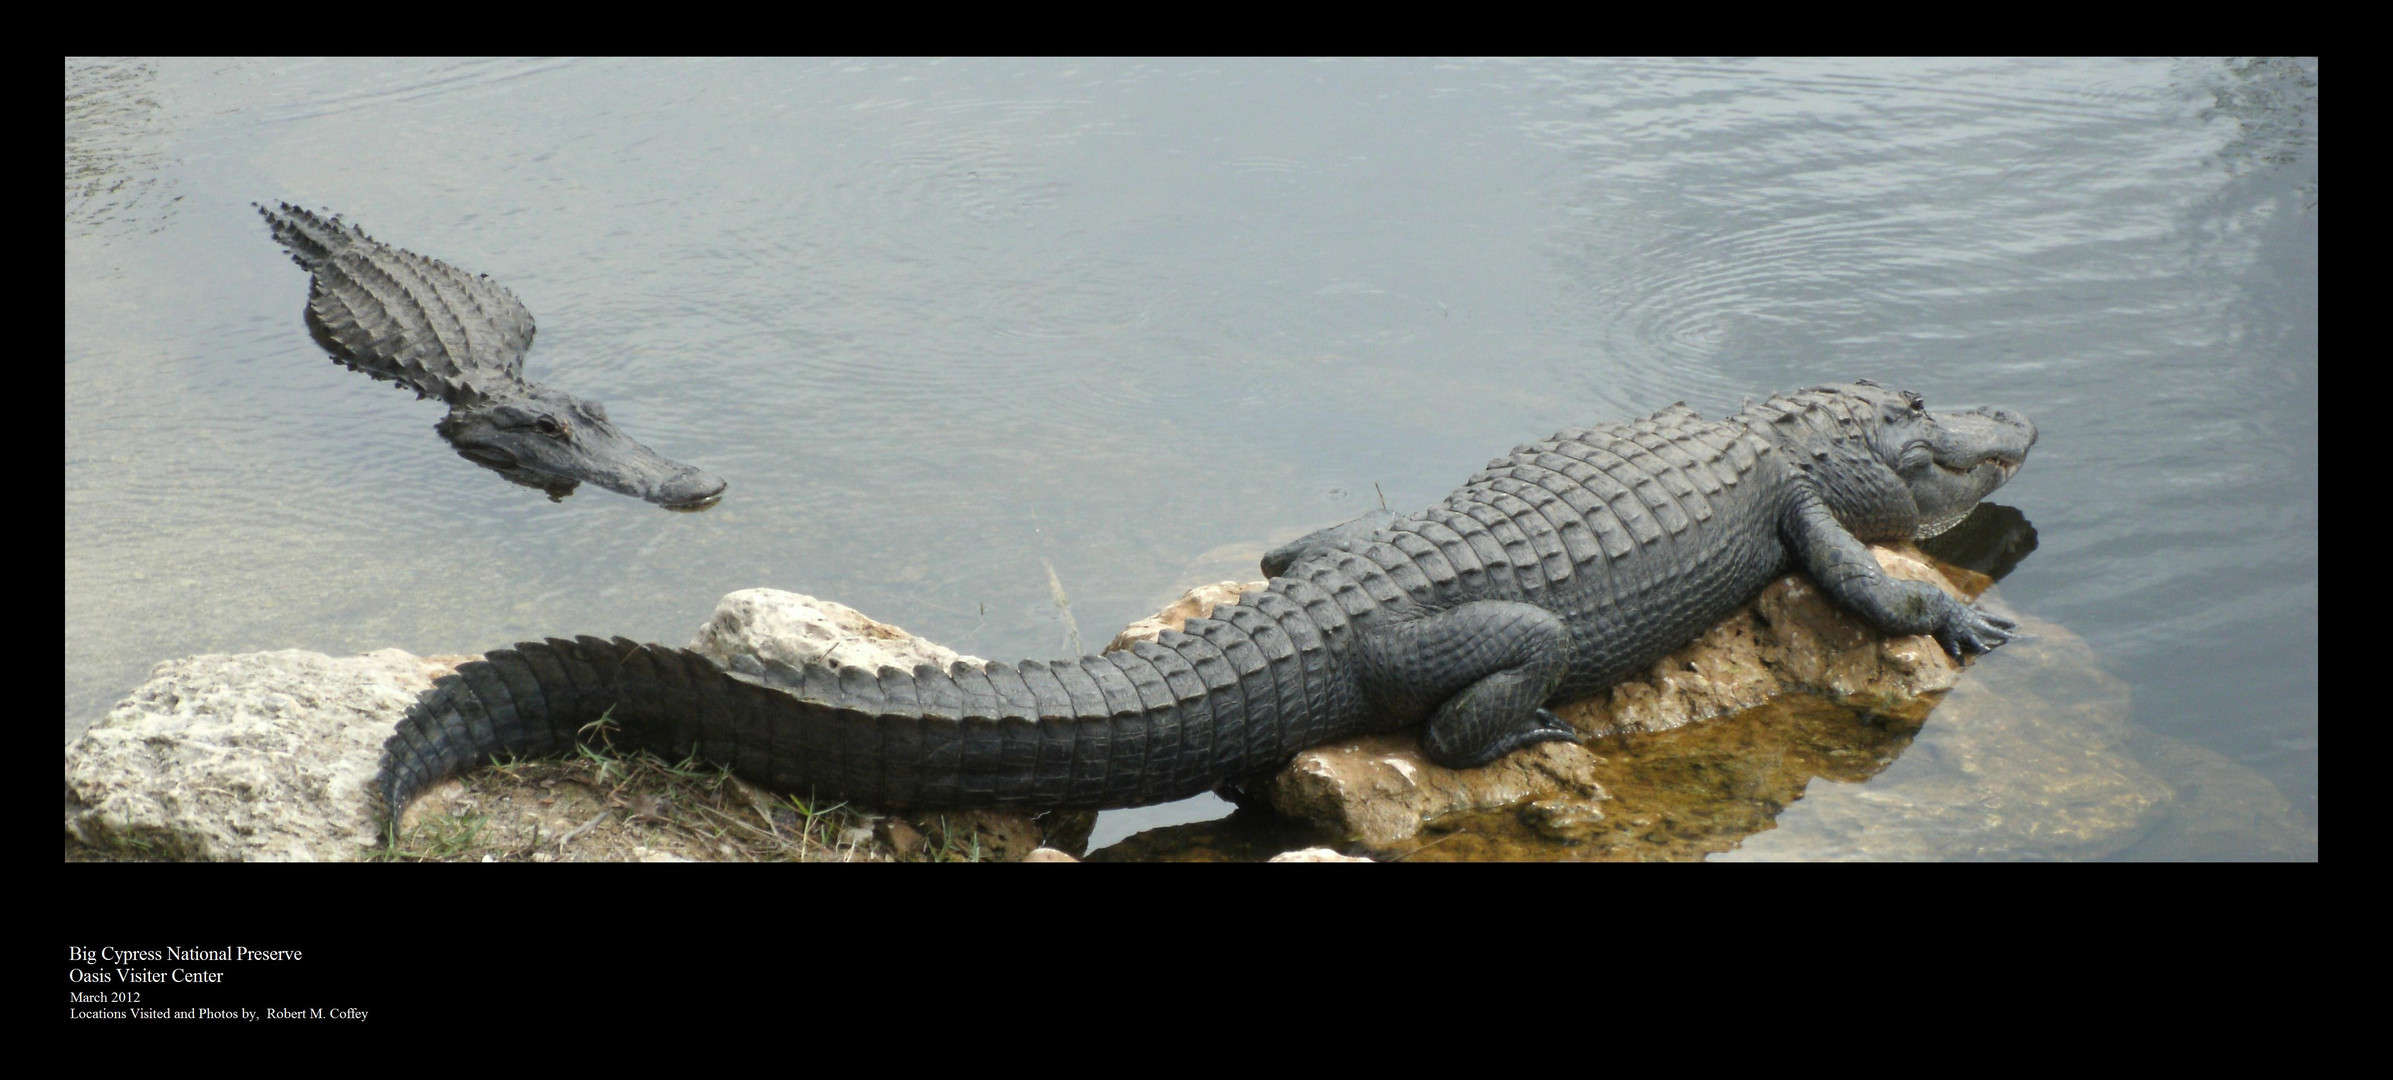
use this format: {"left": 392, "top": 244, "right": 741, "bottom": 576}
{"left": 258, "top": 203, "right": 536, "bottom": 403}
{"left": 328, "top": 243, "right": 535, "bottom": 400}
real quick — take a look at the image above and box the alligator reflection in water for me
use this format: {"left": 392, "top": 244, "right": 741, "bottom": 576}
{"left": 1916, "top": 502, "right": 2038, "bottom": 583}
{"left": 256, "top": 203, "right": 726, "bottom": 510}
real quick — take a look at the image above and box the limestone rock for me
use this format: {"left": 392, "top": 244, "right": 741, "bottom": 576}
{"left": 64, "top": 649, "right": 466, "bottom": 861}
{"left": 1107, "top": 581, "right": 1258, "bottom": 654}
{"left": 691, "top": 587, "right": 984, "bottom": 675}
{"left": 1253, "top": 736, "right": 1608, "bottom": 849}
{"left": 1267, "top": 847, "right": 1373, "bottom": 863}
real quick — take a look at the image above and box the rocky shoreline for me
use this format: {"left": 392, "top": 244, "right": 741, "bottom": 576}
{"left": 72, "top": 543, "right": 2260, "bottom": 862}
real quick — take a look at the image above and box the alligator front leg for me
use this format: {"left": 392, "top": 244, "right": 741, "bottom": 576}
{"left": 1361, "top": 600, "right": 1583, "bottom": 767}
{"left": 1781, "top": 489, "right": 2018, "bottom": 656}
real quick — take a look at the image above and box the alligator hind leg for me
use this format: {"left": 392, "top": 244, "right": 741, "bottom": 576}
{"left": 1363, "top": 601, "right": 1582, "bottom": 768}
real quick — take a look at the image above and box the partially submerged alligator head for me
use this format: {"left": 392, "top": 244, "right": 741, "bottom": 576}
{"left": 257, "top": 203, "right": 726, "bottom": 509}
{"left": 378, "top": 381, "right": 2034, "bottom": 823}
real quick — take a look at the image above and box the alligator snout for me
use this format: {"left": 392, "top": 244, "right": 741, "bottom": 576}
{"left": 1976, "top": 407, "right": 2038, "bottom": 455}
{"left": 651, "top": 467, "right": 728, "bottom": 511}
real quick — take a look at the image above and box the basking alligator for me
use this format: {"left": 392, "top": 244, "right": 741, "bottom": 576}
{"left": 379, "top": 381, "right": 2034, "bottom": 819}
{"left": 257, "top": 203, "right": 726, "bottom": 509}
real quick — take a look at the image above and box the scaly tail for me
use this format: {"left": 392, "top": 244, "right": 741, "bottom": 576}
{"left": 377, "top": 592, "right": 1364, "bottom": 826}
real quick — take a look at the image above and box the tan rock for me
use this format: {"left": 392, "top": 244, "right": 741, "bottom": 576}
{"left": 1106, "top": 580, "right": 1263, "bottom": 653}
{"left": 1267, "top": 847, "right": 1373, "bottom": 863}
{"left": 1252, "top": 736, "right": 1608, "bottom": 848}
{"left": 64, "top": 648, "right": 465, "bottom": 861}
{"left": 691, "top": 588, "right": 985, "bottom": 674}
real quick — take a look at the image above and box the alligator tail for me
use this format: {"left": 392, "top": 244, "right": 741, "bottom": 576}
{"left": 255, "top": 202, "right": 369, "bottom": 272}
{"left": 378, "top": 593, "right": 1359, "bottom": 824}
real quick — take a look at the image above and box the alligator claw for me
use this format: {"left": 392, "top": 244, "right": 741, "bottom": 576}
{"left": 1937, "top": 602, "right": 2020, "bottom": 657}
{"left": 1533, "top": 708, "right": 1585, "bottom": 743}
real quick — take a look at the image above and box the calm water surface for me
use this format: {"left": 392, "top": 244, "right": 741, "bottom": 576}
{"left": 64, "top": 57, "right": 2317, "bottom": 859}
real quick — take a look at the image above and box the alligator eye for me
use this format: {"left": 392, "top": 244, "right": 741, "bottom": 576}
{"left": 535, "top": 416, "right": 567, "bottom": 438}
{"left": 1903, "top": 391, "right": 1925, "bottom": 412}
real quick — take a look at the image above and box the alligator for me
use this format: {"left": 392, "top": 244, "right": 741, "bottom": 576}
{"left": 377, "top": 381, "right": 2035, "bottom": 821}
{"left": 256, "top": 203, "right": 726, "bottom": 509}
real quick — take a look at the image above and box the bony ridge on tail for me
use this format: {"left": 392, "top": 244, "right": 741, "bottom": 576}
{"left": 377, "top": 381, "right": 2034, "bottom": 824}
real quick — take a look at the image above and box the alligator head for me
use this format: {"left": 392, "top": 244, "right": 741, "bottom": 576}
{"left": 1761, "top": 381, "right": 2037, "bottom": 542}
{"left": 435, "top": 386, "right": 727, "bottom": 510}
{"left": 1870, "top": 388, "right": 2036, "bottom": 538}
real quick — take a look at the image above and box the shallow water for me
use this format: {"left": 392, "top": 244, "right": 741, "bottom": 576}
{"left": 64, "top": 57, "right": 2316, "bottom": 859}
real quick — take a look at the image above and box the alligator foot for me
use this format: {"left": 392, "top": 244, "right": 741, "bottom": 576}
{"left": 1935, "top": 600, "right": 2021, "bottom": 657}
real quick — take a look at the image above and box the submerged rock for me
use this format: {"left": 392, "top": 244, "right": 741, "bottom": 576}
{"left": 1714, "top": 611, "right": 2172, "bottom": 862}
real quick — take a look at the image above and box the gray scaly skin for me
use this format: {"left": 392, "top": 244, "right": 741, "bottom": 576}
{"left": 256, "top": 203, "right": 726, "bottom": 509}
{"left": 378, "top": 381, "right": 2034, "bottom": 819}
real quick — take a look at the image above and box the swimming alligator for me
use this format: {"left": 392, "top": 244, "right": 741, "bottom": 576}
{"left": 378, "top": 381, "right": 2034, "bottom": 821}
{"left": 256, "top": 203, "right": 726, "bottom": 509}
